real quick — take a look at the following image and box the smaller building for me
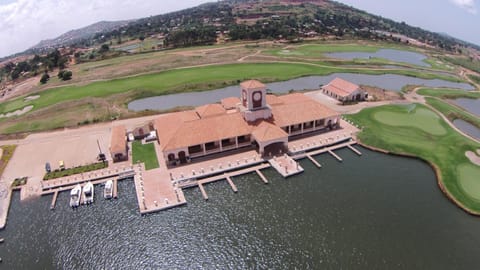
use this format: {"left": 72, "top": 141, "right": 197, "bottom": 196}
{"left": 110, "top": 125, "right": 127, "bottom": 163}
{"left": 321, "top": 78, "right": 368, "bottom": 102}
{"left": 132, "top": 122, "right": 154, "bottom": 139}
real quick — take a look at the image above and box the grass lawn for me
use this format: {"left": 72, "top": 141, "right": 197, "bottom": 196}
{"left": 0, "top": 62, "right": 464, "bottom": 117}
{"left": 346, "top": 103, "right": 480, "bottom": 214}
{"left": 417, "top": 88, "right": 480, "bottom": 99}
{"left": 0, "top": 145, "right": 17, "bottom": 177}
{"left": 267, "top": 44, "right": 381, "bottom": 57}
{"left": 424, "top": 97, "right": 480, "bottom": 130}
{"left": 132, "top": 141, "right": 159, "bottom": 170}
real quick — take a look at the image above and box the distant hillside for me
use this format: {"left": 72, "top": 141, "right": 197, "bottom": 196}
{"left": 30, "top": 20, "right": 131, "bottom": 53}
{"left": 5, "top": 0, "right": 480, "bottom": 60}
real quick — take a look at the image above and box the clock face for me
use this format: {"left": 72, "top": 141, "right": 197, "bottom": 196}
{"left": 253, "top": 92, "right": 262, "bottom": 101}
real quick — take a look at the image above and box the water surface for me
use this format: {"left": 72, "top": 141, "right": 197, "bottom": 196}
{"left": 128, "top": 74, "right": 473, "bottom": 111}
{"left": 453, "top": 98, "right": 480, "bottom": 117}
{"left": 326, "top": 49, "right": 429, "bottom": 67}
{"left": 1, "top": 147, "right": 480, "bottom": 269}
{"left": 454, "top": 119, "right": 480, "bottom": 141}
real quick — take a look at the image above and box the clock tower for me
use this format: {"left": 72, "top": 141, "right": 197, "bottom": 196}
{"left": 239, "top": 80, "right": 272, "bottom": 122}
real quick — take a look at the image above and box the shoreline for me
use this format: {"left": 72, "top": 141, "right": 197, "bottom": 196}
{"left": 357, "top": 141, "right": 480, "bottom": 216}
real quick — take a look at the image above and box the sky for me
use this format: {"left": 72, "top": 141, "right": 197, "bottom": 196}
{"left": 0, "top": 0, "right": 479, "bottom": 58}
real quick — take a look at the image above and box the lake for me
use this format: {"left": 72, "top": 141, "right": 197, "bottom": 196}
{"left": 128, "top": 74, "right": 473, "bottom": 111}
{"left": 1, "top": 147, "right": 480, "bottom": 269}
{"left": 453, "top": 98, "right": 480, "bottom": 117}
{"left": 454, "top": 119, "right": 480, "bottom": 141}
{"left": 325, "top": 49, "right": 429, "bottom": 67}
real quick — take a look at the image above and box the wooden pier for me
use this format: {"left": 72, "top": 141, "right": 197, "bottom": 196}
{"left": 328, "top": 150, "right": 343, "bottom": 162}
{"left": 347, "top": 145, "right": 362, "bottom": 156}
{"left": 50, "top": 190, "right": 59, "bottom": 210}
{"left": 199, "top": 183, "right": 209, "bottom": 200}
{"left": 256, "top": 169, "right": 269, "bottom": 184}
{"left": 113, "top": 179, "right": 118, "bottom": 199}
{"left": 226, "top": 175, "right": 238, "bottom": 193}
{"left": 307, "top": 155, "right": 322, "bottom": 168}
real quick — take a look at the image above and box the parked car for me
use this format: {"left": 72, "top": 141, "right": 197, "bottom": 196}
{"left": 45, "top": 162, "right": 51, "bottom": 173}
{"left": 128, "top": 132, "right": 135, "bottom": 142}
{"left": 59, "top": 160, "right": 65, "bottom": 171}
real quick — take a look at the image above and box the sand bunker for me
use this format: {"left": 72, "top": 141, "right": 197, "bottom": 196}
{"left": 0, "top": 105, "right": 34, "bottom": 118}
{"left": 466, "top": 150, "right": 480, "bottom": 166}
{"left": 24, "top": 95, "right": 40, "bottom": 102}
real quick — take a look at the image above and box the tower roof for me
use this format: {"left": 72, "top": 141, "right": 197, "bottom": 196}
{"left": 240, "top": 80, "right": 266, "bottom": 90}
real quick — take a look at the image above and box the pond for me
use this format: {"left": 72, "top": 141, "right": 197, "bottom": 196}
{"left": 325, "top": 49, "right": 429, "bottom": 67}
{"left": 453, "top": 98, "right": 480, "bottom": 117}
{"left": 454, "top": 119, "right": 480, "bottom": 141}
{"left": 1, "top": 147, "right": 480, "bottom": 269}
{"left": 128, "top": 73, "right": 473, "bottom": 111}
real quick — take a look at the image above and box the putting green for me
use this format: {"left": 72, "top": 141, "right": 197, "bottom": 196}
{"left": 458, "top": 164, "right": 480, "bottom": 201}
{"left": 373, "top": 106, "right": 447, "bottom": 136}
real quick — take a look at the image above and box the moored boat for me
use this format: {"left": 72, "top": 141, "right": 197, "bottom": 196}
{"left": 83, "top": 182, "right": 94, "bottom": 204}
{"left": 104, "top": 180, "right": 113, "bottom": 199}
{"left": 70, "top": 184, "right": 81, "bottom": 208}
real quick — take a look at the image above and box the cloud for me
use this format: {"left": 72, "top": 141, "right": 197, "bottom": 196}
{"left": 0, "top": 0, "right": 211, "bottom": 57}
{"left": 450, "top": 0, "right": 478, "bottom": 14}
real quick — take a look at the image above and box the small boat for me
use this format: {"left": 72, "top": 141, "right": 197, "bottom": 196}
{"left": 70, "top": 184, "right": 81, "bottom": 208}
{"left": 83, "top": 182, "right": 94, "bottom": 204}
{"left": 104, "top": 180, "right": 113, "bottom": 199}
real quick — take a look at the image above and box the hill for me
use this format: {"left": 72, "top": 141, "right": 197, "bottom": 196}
{"left": 29, "top": 20, "right": 131, "bottom": 54}
{"left": 17, "top": 0, "right": 478, "bottom": 55}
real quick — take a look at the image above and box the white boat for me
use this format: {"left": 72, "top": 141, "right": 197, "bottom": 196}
{"left": 104, "top": 180, "right": 113, "bottom": 199}
{"left": 70, "top": 184, "right": 81, "bottom": 208}
{"left": 83, "top": 182, "right": 94, "bottom": 204}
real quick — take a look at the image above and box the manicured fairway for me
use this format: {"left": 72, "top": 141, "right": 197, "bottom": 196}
{"left": 268, "top": 44, "right": 380, "bottom": 57}
{"left": 458, "top": 164, "right": 480, "bottom": 201}
{"left": 373, "top": 106, "right": 447, "bottom": 135}
{"left": 347, "top": 104, "right": 480, "bottom": 214}
{"left": 0, "top": 62, "right": 464, "bottom": 117}
{"left": 132, "top": 141, "right": 159, "bottom": 170}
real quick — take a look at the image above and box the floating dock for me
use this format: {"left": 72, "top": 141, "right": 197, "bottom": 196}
{"left": 256, "top": 169, "right": 269, "bottom": 184}
{"left": 113, "top": 179, "right": 118, "bottom": 199}
{"left": 347, "top": 145, "right": 362, "bottom": 156}
{"left": 50, "top": 190, "right": 59, "bottom": 210}
{"left": 226, "top": 175, "right": 238, "bottom": 193}
{"left": 307, "top": 155, "right": 322, "bottom": 168}
{"left": 199, "top": 183, "right": 209, "bottom": 200}
{"left": 328, "top": 150, "right": 343, "bottom": 162}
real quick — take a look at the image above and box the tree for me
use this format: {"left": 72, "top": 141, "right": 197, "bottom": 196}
{"left": 58, "top": 70, "right": 72, "bottom": 80}
{"left": 99, "top": 44, "right": 110, "bottom": 53}
{"left": 40, "top": 73, "right": 50, "bottom": 84}
{"left": 62, "top": 70, "right": 72, "bottom": 80}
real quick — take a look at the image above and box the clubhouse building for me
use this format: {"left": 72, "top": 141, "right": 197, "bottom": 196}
{"left": 321, "top": 78, "right": 368, "bottom": 102}
{"left": 155, "top": 80, "right": 341, "bottom": 166}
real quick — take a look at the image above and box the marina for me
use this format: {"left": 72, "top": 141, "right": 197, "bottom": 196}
{"left": 3, "top": 146, "right": 480, "bottom": 269}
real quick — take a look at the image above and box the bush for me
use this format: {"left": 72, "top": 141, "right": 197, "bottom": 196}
{"left": 40, "top": 73, "right": 50, "bottom": 84}
{"left": 12, "top": 177, "right": 27, "bottom": 187}
{"left": 58, "top": 70, "right": 72, "bottom": 81}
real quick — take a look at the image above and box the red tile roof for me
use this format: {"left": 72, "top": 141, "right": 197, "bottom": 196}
{"left": 266, "top": 94, "right": 284, "bottom": 106}
{"left": 195, "top": 104, "right": 227, "bottom": 118}
{"left": 155, "top": 111, "right": 200, "bottom": 148}
{"left": 272, "top": 95, "right": 338, "bottom": 127}
{"left": 162, "top": 113, "right": 251, "bottom": 151}
{"left": 323, "top": 78, "right": 360, "bottom": 98}
{"left": 110, "top": 125, "right": 126, "bottom": 154}
{"left": 240, "top": 80, "right": 266, "bottom": 89}
{"left": 221, "top": 97, "right": 241, "bottom": 110}
{"left": 251, "top": 121, "right": 288, "bottom": 142}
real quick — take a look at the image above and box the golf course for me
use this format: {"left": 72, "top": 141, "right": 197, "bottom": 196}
{"left": 347, "top": 103, "right": 480, "bottom": 214}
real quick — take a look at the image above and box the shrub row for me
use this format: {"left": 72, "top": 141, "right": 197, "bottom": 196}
{"left": 12, "top": 177, "right": 27, "bottom": 187}
{"left": 43, "top": 161, "right": 108, "bottom": 180}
